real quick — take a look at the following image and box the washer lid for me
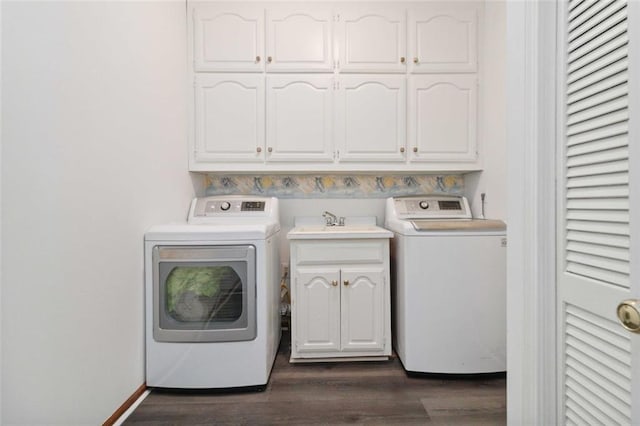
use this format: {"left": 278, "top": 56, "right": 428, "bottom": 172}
{"left": 410, "top": 219, "right": 506, "bottom": 232}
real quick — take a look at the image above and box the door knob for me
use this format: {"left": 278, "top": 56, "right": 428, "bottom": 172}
{"left": 400, "top": 57, "right": 406, "bottom": 63}
{"left": 617, "top": 299, "right": 640, "bottom": 333}
{"left": 400, "top": 147, "right": 405, "bottom": 153}
{"left": 256, "top": 56, "right": 261, "bottom": 63}
{"left": 413, "top": 57, "right": 419, "bottom": 64}
{"left": 267, "top": 56, "right": 273, "bottom": 63}
{"left": 256, "top": 147, "right": 262, "bottom": 153}
{"left": 331, "top": 280, "right": 338, "bottom": 287}
{"left": 343, "top": 280, "right": 350, "bottom": 286}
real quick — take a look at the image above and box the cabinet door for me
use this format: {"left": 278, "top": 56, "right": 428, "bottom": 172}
{"left": 409, "top": 75, "right": 477, "bottom": 163}
{"left": 294, "top": 269, "right": 341, "bottom": 354}
{"left": 409, "top": 3, "right": 478, "bottom": 73}
{"left": 266, "top": 75, "right": 334, "bottom": 162}
{"left": 192, "top": 6, "right": 264, "bottom": 72}
{"left": 335, "top": 76, "right": 406, "bottom": 162}
{"left": 194, "top": 74, "right": 264, "bottom": 163}
{"left": 336, "top": 6, "right": 407, "bottom": 73}
{"left": 266, "top": 7, "right": 333, "bottom": 72}
{"left": 340, "top": 268, "right": 386, "bottom": 352}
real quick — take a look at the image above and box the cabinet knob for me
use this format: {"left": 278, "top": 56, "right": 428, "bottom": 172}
{"left": 400, "top": 147, "right": 405, "bottom": 153}
{"left": 256, "top": 56, "right": 261, "bottom": 63}
{"left": 413, "top": 147, "right": 418, "bottom": 153}
{"left": 256, "top": 147, "right": 262, "bottom": 153}
{"left": 343, "top": 280, "right": 350, "bottom": 286}
{"left": 413, "top": 57, "right": 419, "bottom": 64}
{"left": 268, "top": 147, "right": 273, "bottom": 153}
{"left": 331, "top": 280, "right": 338, "bottom": 287}
{"left": 400, "top": 57, "right": 406, "bottom": 63}
{"left": 267, "top": 56, "right": 273, "bottom": 63}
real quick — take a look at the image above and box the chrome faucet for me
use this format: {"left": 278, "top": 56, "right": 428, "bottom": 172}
{"left": 323, "top": 211, "right": 345, "bottom": 226}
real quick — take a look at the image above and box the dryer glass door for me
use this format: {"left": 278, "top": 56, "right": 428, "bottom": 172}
{"left": 153, "top": 245, "right": 256, "bottom": 342}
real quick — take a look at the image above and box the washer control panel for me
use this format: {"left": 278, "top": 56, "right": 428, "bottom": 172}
{"left": 392, "top": 195, "right": 471, "bottom": 219}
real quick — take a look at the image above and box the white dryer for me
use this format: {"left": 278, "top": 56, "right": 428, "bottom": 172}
{"left": 385, "top": 195, "right": 506, "bottom": 374}
{"left": 145, "top": 196, "right": 281, "bottom": 389}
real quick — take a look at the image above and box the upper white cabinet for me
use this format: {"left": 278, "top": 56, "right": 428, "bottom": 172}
{"left": 266, "top": 75, "right": 334, "bottom": 162}
{"left": 188, "top": 1, "right": 485, "bottom": 172}
{"left": 194, "top": 74, "right": 265, "bottom": 163}
{"left": 335, "top": 76, "right": 406, "bottom": 162}
{"left": 409, "top": 74, "right": 477, "bottom": 163}
{"left": 409, "top": 3, "right": 479, "bottom": 73}
{"left": 192, "top": 5, "right": 264, "bottom": 72}
{"left": 266, "top": 7, "right": 334, "bottom": 72}
{"left": 336, "top": 6, "right": 407, "bottom": 73}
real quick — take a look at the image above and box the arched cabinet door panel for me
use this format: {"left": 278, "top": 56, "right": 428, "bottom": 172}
{"left": 266, "top": 7, "right": 333, "bottom": 72}
{"left": 409, "top": 74, "right": 478, "bottom": 163}
{"left": 192, "top": 5, "right": 264, "bottom": 72}
{"left": 409, "top": 2, "right": 479, "bottom": 73}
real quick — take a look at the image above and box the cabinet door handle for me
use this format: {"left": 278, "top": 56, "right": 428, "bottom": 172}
{"left": 256, "top": 56, "right": 261, "bottom": 63}
{"left": 413, "top": 147, "right": 418, "bottom": 153}
{"left": 400, "top": 57, "right": 406, "bottom": 63}
{"left": 267, "top": 56, "right": 273, "bottom": 63}
{"left": 343, "top": 280, "right": 349, "bottom": 286}
{"left": 400, "top": 147, "right": 405, "bottom": 153}
{"left": 268, "top": 147, "right": 273, "bottom": 153}
{"left": 413, "top": 57, "right": 419, "bottom": 64}
{"left": 256, "top": 147, "right": 262, "bottom": 153}
{"left": 331, "top": 280, "right": 338, "bottom": 287}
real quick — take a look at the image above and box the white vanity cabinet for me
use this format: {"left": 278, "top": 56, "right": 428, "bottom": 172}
{"left": 289, "top": 238, "right": 391, "bottom": 361}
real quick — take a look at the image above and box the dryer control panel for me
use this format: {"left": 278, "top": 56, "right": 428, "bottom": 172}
{"left": 187, "top": 196, "right": 278, "bottom": 223}
{"left": 392, "top": 195, "right": 471, "bottom": 220}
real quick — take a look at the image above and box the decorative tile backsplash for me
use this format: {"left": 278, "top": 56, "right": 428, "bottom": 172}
{"left": 203, "top": 174, "right": 464, "bottom": 198}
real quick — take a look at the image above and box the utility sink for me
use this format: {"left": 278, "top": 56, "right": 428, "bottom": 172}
{"left": 288, "top": 218, "right": 393, "bottom": 240}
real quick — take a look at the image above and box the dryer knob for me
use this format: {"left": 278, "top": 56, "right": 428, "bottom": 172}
{"left": 220, "top": 201, "right": 231, "bottom": 211}
{"left": 419, "top": 201, "right": 429, "bottom": 210}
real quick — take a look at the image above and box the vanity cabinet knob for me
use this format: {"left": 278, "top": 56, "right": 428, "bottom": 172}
{"left": 413, "top": 147, "right": 418, "bottom": 153}
{"left": 400, "top": 57, "right": 406, "bottom": 63}
{"left": 343, "top": 280, "right": 350, "bottom": 286}
{"left": 413, "top": 57, "right": 419, "bottom": 64}
{"left": 400, "top": 147, "right": 405, "bottom": 153}
{"left": 256, "top": 147, "right": 262, "bottom": 153}
{"left": 267, "top": 56, "right": 273, "bottom": 63}
{"left": 268, "top": 147, "right": 273, "bottom": 153}
{"left": 332, "top": 280, "right": 338, "bottom": 287}
{"left": 256, "top": 56, "right": 261, "bottom": 63}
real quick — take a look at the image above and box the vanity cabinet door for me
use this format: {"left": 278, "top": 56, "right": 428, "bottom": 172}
{"left": 294, "top": 269, "right": 341, "bottom": 354}
{"left": 192, "top": 5, "right": 264, "bottom": 72}
{"left": 340, "top": 268, "right": 386, "bottom": 352}
{"left": 266, "top": 6, "right": 333, "bottom": 72}
{"left": 409, "top": 3, "right": 478, "bottom": 73}
{"left": 336, "top": 6, "right": 407, "bottom": 73}
{"left": 335, "top": 76, "right": 406, "bottom": 162}
{"left": 409, "top": 74, "right": 478, "bottom": 163}
{"left": 193, "top": 74, "right": 265, "bottom": 163}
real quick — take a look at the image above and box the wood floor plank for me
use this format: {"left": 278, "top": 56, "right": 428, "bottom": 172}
{"left": 125, "top": 333, "right": 505, "bottom": 425}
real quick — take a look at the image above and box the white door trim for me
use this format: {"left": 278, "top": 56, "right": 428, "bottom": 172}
{"left": 506, "top": 1, "right": 557, "bottom": 424}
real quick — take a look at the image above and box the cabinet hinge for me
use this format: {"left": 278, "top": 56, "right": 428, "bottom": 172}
{"left": 333, "top": 81, "right": 339, "bottom": 90}
{"left": 334, "top": 13, "right": 340, "bottom": 22}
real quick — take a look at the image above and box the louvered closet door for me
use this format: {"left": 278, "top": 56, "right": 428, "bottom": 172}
{"left": 558, "top": 0, "right": 639, "bottom": 424}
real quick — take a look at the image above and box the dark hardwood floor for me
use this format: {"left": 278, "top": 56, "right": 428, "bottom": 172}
{"left": 125, "top": 332, "right": 506, "bottom": 425}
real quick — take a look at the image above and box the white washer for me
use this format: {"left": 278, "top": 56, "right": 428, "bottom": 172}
{"left": 385, "top": 195, "right": 506, "bottom": 374}
{"left": 145, "top": 196, "right": 281, "bottom": 389}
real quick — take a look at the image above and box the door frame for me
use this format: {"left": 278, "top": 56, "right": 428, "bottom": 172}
{"left": 506, "top": 1, "right": 558, "bottom": 423}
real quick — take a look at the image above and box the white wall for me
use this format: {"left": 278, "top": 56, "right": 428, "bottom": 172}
{"left": 1, "top": 2, "right": 194, "bottom": 424}
{"left": 465, "top": 1, "right": 507, "bottom": 220}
